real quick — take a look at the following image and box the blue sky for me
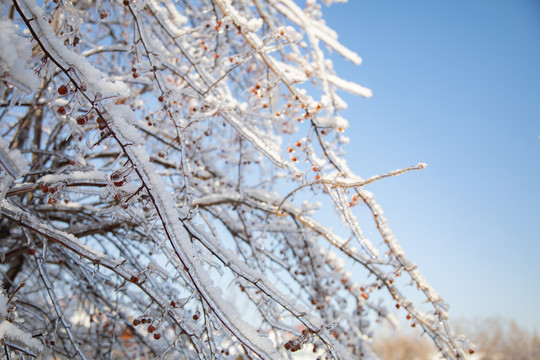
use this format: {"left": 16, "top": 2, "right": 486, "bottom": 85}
{"left": 322, "top": 1, "right": 540, "bottom": 332}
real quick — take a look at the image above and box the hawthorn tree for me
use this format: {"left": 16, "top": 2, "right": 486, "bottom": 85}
{"left": 0, "top": 0, "right": 472, "bottom": 359}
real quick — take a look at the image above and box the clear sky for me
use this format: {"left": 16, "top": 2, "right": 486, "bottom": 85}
{"left": 321, "top": 0, "right": 540, "bottom": 332}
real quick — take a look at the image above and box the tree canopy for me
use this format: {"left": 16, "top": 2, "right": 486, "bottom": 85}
{"left": 0, "top": 0, "right": 472, "bottom": 359}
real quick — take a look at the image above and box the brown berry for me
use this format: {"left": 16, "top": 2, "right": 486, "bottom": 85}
{"left": 133, "top": 319, "right": 140, "bottom": 326}
{"left": 57, "top": 85, "right": 68, "bottom": 95}
{"left": 113, "top": 179, "right": 126, "bottom": 187}
{"left": 57, "top": 106, "right": 66, "bottom": 115}
{"left": 147, "top": 324, "right": 155, "bottom": 333}
{"left": 153, "top": 333, "right": 161, "bottom": 340}
{"left": 76, "top": 115, "right": 88, "bottom": 125}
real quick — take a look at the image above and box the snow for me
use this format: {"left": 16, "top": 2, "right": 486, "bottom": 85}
{"left": 0, "top": 137, "right": 29, "bottom": 179}
{"left": 0, "top": 18, "right": 40, "bottom": 92}
{"left": 39, "top": 170, "right": 107, "bottom": 184}
{"left": 0, "top": 287, "right": 44, "bottom": 353}
{"left": 273, "top": 0, "right": 363, "bottom": 65}
{"left": 22, "top": 0, "right": 130, "bottom": 98}
{"left": 326, "top": 74, "right": 373, "bottom": 98}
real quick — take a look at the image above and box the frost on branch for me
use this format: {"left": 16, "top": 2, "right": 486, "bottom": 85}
{"left": 0, "top": 0, "right": 471, "bottom": 359}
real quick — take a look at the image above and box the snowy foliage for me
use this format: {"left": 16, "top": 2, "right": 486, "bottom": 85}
{"left": 0, "top": 0, "right": 472, "bottom": 359}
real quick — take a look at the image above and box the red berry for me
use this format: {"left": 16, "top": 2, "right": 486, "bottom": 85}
{"left": 41, "top": 185, "right": 49, "bottom": 193}
{"left": 57, "top": 106, "right": 66, "bottom": 115}
{"left": 158, "top": 95, "right": 164, "bottom": 102}
{"left": 192, "top": 313, "right": 199, "bottom": 321}
{"left": 76, "top": 116, "right": 87, "bottom": 125}
{"left": 147, "top": 324, "right": 155, "bottom": 333}
{"left": 49, "top": 340, "right": 55, "bottom": 346}
{"left": 469, "top": 349, "right": 475, "bottom": 355}
{"left": 27, "top": 247, "right": 36, "bottom": 256}
{"left": 133, "top": 319, "right": 140, "bottom": 326}
{"left": 124, "top": 0, "right": 129, "bottom": 5}
{"left": 48, "top": 198, "right": 57, "bottom": 205}
{"left": 48, "top": 187, "right": 56, "bottom": 194}
{"left": 113, "top": 179, "right": 126, "bottom": 187}
{"left": 153, "top": 333, "right": 161, "bottom": 340}
{"left": 130, "top": 275, "right": 139, "bottom": 283}
{"left": 58, "top": 85, "right": 68, "bottom": 95}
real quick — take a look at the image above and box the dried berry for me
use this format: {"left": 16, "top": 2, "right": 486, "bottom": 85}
{"left": 76, "top": 115, "right": 88, "bottom": 125}
{"left": 57, "top": 85, "right": 68, "bottom": 95}
{"left": 113, "top": 178, "right": 126, "bottom": 187}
